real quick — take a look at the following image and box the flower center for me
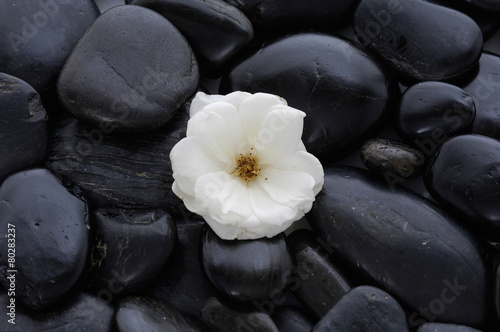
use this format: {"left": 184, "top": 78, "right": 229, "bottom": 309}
{"left": 231, "top": 150, "right": 261, "bottom": 182}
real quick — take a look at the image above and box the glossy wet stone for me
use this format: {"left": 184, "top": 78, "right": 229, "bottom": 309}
{"left": 1, "top": 292, "right": 115, "bottom": 331}
{"left": 0, "top": 0, "right": 99, "bottom": 97}
{"left": 312, "top": 286, "right": 408, "bottom": 332}
{"left": 0, "top": 73, "right": 47, "bottom": 182}
{"left": 417, "top": 322, "right": 483, "bottom": 332}
{"left": 223, "top": 0, "right": 358, "bottom": 33}
{"left": 395, "top": 81, "right": 476, "bottom": 151}
{"left": 462, "top": 53, "right": 500, "bottom": 140}
{"left": 286, "top": 229, "right": 352, "bottom": 318}
{"left": 201, "top": 297, "right": 279, "bottom": 332}
{"left": 132, "top": 0, "right": 253, "bottom": 76}
{"left": 146, "top": 220, "right": 219, "bottom": 317}
{"left": 271, "top": 306, "right": 315, "bottom": 332}
{"left": 0, "top": 169, "right": 88, "bottom": 309}
{"left": 220, "top": 33, "right": 393, "bottom": 162}
{"left": 45, "top": 104, "right": 189, "bottom": 214}
{"left": 201, "top": 226, "right": 292, "bottom": 301}
{"left": 425, "top": 134, "right": 500, "bottom": 237}
{"left": 87, "top": 208, "right": 177, "bottom": 294}
{"left": 309, "top": 166, "right": 491, "bottom": 327}
{"left": 353, "top": 0, "right": 483, "bottom": 82}
{"left": 116, "top": 296, "right": 213, "bottom": 332}
{"left": 58, "top": 5, "right": 198, "bottom": 132}
{"left": 360, "top": 138, "right": 425, "bottom": 180}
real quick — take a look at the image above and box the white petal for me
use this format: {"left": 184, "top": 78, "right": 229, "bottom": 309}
{"left": 170, "top": 137, "right": 225, "bottom": 197}
{"left": 248, "top": 181, "right": 302, "bottom": 226}
{"left": 255, "top": 105, "right": 306, "bottom": 163}
{"left": 239, "top": 93, "right": 287, "bottom": 138}
{"left": 271, "top": 151, "right": 324, "bottom": 195}
{"left": 257, "top": 167, "right": 316, "bottom": 208}
{"left": 172, "top": 181, "right": 200, "bottom": 213}
{"left": 190, "top": 91, "right": 252, "bottom": 117}
{"left": 187, "top": 108, "right": 237, "bottom": 163}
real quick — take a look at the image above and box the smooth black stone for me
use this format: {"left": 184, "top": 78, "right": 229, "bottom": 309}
{"left": 223, "top": 0, "right": 358, "bottom": 33}
{"left": 0, "top": 73, "right": 47, "bottom": 182}
{"left": 395, "top": 81, "right": 476, "bottom": 151}
{"left": 353, "top": 0, "right": 483, "bottom": 82}
{"left": 146, "top": 220, "right": 219, "bottom": 317}
{"left": 132, "top": 0, "right": 253, "bottom": 76}
{"left": 417, "top": 323, "right": 483, "bottom": 332}
{"left": 427, "top": 0, "right": 499, "bottom": 40}
{"left": 425, "top": 134, "right": 500, "bottom": 237}
{"left": 45, "top": 103, "right": 189, "bottom": 214}
{"left": 0, "top": 169, "right": 88, "bottom": 309}
{"left": 201, "top": 226, "right": 292, "bottom": 302}
{"left": 201, "top": 297, "right": 279, "bottom": 332}
{"left": 0, "top": 0, "right": 99, "bottom": 96}
{"left": 286, "top": 229, "right": 352, "bottom": 318}
{"left": 220, "top": 33, "right": 393, "bottom": 162}
{"left": 462, "top": 52, "right": 500, "bottom": 140}
{"left": 360, "top": 138, "right": 425, "bottom": 180}
{"left": 465, "top": 0, "right": 500, "bottom": 11}
{"left": 308, "top": 166, "right": 491, "bottom": 327}
{"left": 1, "top": 292, "right": 115, "bottom": 331}
{"left": 312, "top": 286, "right": 408, "bottom": 332}
{"left": 271, "top": 306, "right": 315, "bottom": 332}
{"left": 496, "top": 261, "right": 500, "bottom": 320}
{"left": 87, "top": 208, "right": 177, "bottom": 294}
{"left": 57, "top": 5, "right": 199, "bottom": 132}
{"left": 116, "top": 296, "right": 213, "bottom": 332}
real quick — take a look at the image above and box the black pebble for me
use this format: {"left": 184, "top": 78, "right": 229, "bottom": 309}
{"left": 271, "top": 306, "right": 315, "bottom": 332}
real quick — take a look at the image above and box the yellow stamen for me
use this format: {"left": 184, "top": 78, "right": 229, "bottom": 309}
{"left": 231, "top": 152, "right": 261, "bottom": 182}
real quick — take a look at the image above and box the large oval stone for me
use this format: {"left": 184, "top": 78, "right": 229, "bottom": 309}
{"left": 425, "top": 134, "right": 500, "bottom": 237}
{"left": 308, "top": 166, "right": 491, "bottom": 327}
{"left": 0, "top": 73, "right": 47, "bottom": 182}
{"left": 220, "top": 33, "right": 393, "bottom": 162}
{"left": 132, "top": 0, "right": 253, "bottom": 76}
{"left": 0, "top": 169, "right": 88, "bottom": 309}
{"left": 462, "top": 52, "right": 500, "bottom": 140}
{"left": 353, "top": 0, "right": 483, "bottom": 82}
{"left": 0, "top": 0, "right": 100, "bottom": 96}
{"left": 57, "top": 5, "right": 199, "bottom": 132}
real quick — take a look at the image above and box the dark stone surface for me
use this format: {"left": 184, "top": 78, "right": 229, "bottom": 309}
{"left": 223, "top": 0, "right": 359, "bottom": 33}
{"left": 87, "top": 208, "right": 177, "bottom": 294}
{"left": 0, "top": 0, "right": 100, "bottom": 96}
{"left": 465, "top": 0, "right": 500, "bottom": 11}
{"left": 286, "top": 229, "right": 352, "bottom": 318}
{"left": 271, "top": 306, "right": 315, "bottom": 332}
{"left": 353, "top": 0, "right": 483, "bottom": 82}
{"left": 0, "top": 292, "right": 115, "bottom": 331}
{"left": 312, "top": 286, "right": 409, "bottom": 332}
{"left": 201, "top": 226, "right": 292, "bottom": 302}
{"left": 220, "top": 33, "right": 393, "bottom": 162}
{"left": 360, "top": 138, "right": 425, "bottom": 180}
{"left": 462, "top": 52, "right": 500, "bottom": 140}
{"left": 132, "top": 0, "right": 253, "bottom": 76}
{"left": 417, "top": 322, "right": 483, "bottom": 332}
{"left": 146, "top": 219, "right": 219, "bottom": 317}
{"left": 0, "top": 73, "right": 47, "bottom": 182}
{"left": 58, "top": 5, "right": 198, "bottom": 132}
{"left": 395, "top": 81, "right": 476, "bottom": 152}
{"left": 116, "top": 296, "right": 213, "bottom": 332}
{"left": 45, "top": 102, "right": 189, "bottom": 215}
{"left": 0, "top": 169, "right": 88, "bottom": 309}
{"left": 308, "top": 166, "right": 491, "bottom": 327}
{"left": 201, "top": 297, "right": 279, "bottom": 332}
{"left": 425, "top": 134, "right": 500, "bottom": 237}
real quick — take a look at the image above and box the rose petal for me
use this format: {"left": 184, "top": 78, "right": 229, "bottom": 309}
{"left": 239, "top": 93, "right": 287, "bottom": 138}
{"left": 257, "top": 167, "right": 316, "bottom": 208}
{"left": 190, "top": 91, "right": 252, "bottom": 117}
{"left": 271, "top": 151, "right": 324, "bottom": 195}
{"left": 172, "top": 181, "right": 200, "bottom": 213}
{"left": 256, "top": 105, "right": 306, "bottom": 163}
{"left": 170, "top": 137, "right": 225, "bottom": 196}
{"left": 187, "top": 108, "right": 237, "bottom": 163}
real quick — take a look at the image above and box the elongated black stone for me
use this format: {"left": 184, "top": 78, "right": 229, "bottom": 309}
{"left": 308, "top": 166, "right": 491, "bottom": 327}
